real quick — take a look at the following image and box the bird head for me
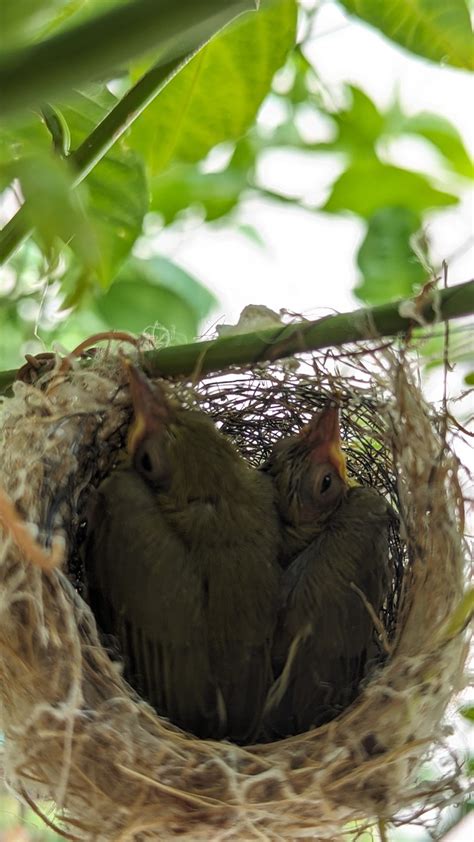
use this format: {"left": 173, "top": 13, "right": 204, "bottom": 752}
{"left": 126, "top": 361, "right": 174, "bottom": 490}
{"left": 264, "top": 404, "right": 349, "bottom": 528}
{"left": 125, "top": 362, "right": 251, "bottom": 514}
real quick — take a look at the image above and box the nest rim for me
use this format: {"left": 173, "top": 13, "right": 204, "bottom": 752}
{"left": 0, "top": 343, "right": 469, "bottom": 840}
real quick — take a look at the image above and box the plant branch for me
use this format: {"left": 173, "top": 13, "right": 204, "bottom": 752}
{"left": 0, "top": 0, "right": 254, "bottom": 118}
{"left": 138, "top": 279, "right": 474, "bottom": 377}
{"left": 0, "top": 280, "right": 472, "bottom": 393}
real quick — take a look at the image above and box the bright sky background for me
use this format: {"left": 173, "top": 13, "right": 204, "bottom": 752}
{"left": 151, "top": 2, "right": 473, "bottom": 334}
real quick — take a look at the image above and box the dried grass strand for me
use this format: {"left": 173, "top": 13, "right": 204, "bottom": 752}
{"left": 0, "top": 486, "right": 64, "bottom": 571}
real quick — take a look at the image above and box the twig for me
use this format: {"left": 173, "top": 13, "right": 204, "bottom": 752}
{"left": 440, "top": 261, "right": 451, "bottom": 450}
{"left": 377, "top": 817, "right": 389, "bottom": 842}
{"left": 19, "top": 788, "right": 81, "bottom": 841}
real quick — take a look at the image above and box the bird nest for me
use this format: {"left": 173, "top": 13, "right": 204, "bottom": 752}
{"left": 0, "top": 337, "right": 469, "bottom": 841}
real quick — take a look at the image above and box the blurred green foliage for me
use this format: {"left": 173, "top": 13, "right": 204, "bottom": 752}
{"left": 460, "top": 704, "right": 474, "bottom": 722}
{"left": 0, "top": 792, "right": 61, "bottom": 839}
{"left": 130, "top": 0, "right": 296, "bottom": 174}
{"left": 339, "top": 0, "right": 474, "bottom": 69}
{"left": 0, "top": 0, "right": 472, "bottom": 373}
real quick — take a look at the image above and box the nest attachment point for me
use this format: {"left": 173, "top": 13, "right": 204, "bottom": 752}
{"left": 0, "top": 341, "right": 469, "bottom": 840}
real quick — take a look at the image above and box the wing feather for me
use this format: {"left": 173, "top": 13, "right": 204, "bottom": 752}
{"left": 84, "top": 467, "right": 221, "bottom": 737}
{"left": 266, "top": 486, "right": 391, "bottom": 736}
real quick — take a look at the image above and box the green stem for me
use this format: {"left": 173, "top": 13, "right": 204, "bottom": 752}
{"left": 0, "top": 206, "right": 31, "bottom": 261}
{"left": 0, "top": 280, "right": 472, "bottom": 393}
{"left": 70, "top": 54, "right": 192, "bottom": 182}
{"left": 138, "top": 279, "right": 474, "bottom": 376}
{"left": 0, "top": 51, "right": 196, "bottom": 262}
{"left": 0, "top": 0, "right": 254, "bottom": 118}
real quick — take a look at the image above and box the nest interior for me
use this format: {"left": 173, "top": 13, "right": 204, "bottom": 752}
{"left": 0, "top": 344, "right": 469, "bottom": 841}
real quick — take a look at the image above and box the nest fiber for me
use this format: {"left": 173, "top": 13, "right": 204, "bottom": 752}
{"left": 0, "top": 344, "right": 469, "bottom": 840}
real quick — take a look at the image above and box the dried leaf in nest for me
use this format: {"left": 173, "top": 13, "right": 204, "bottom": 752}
{"left": 0, "top": 342, "right": 469, "bottom": 841}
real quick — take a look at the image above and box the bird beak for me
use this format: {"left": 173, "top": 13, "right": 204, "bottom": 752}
{"left": 303, "top": 405, "right": 348, "bottom": 483}
{"left": 124, "top": 361, "right": 170, "bottom": 455}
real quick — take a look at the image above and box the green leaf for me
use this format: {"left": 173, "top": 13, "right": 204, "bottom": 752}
{"left": 62, "top": 89, "right": 148, "bottom": 286}
{"left": 131, "top": 0, "right": 297, "bottom": 175}
{"left": 45, "top": 297, "right": 113, "bottom": 352}
{"left": 339, "top": 0, "right": 474, "bottom": 70}
{"left": 0, "top": 86, "right": 148, "bottom": 285}
{"left": 355, "top": 207, "right": 426, "bottom": 304}
{"left": 236, "top": 222, "right": 265, "bottom": 246}
{"left": 0, "top": 0, "right": 256, "bottom": 119}
{"left": 150, "top": 162, "right": 247, "bottom": 224}
{"left": 38, "top": 1, "right": 128, "bottom": 40}
{"left": 330, "top": 85, "right": 385, "bottom": 157}
{"left": 149, "top": 135, "right": 257, "bottom": 225}
{"left": 0, "top": 307, "right": 29, "bottom": 370}
{"left": 421, "top": 332, "right": 474, "bottom": 370}
{"left": 15, "top": 152, "right": 99, "bottom": 269}
{"left": 94, "top": 255, "right": 217, "bottom": 339}
{"left": 1, "top": 0, "right": 68, "bottom": 47}
{"left": 270, "top": 116, "right": 305, "bottom": 148}
{"left": 0, "top": 0, "right": 120, "bottom": 48}
{"left": 324, "top": 161, "right": 458, "bottom": 218}
{"left": 280, "top": 45, "right": 318, "bottom": 105}
{"left": 97, "top": 283, "right": 197, "bottom": 338}
{"left": 459, "top": 705, "right": 474, "bottom": 723}
{"left": 465, "top": 372, "right": 474, "bottom": 386}
{"left": 0, "top": 112, "right": 52, "bottom": 190}
{"left": 123, "top": 255, "right": 218, "bottom": 321}
{"left": 401, "top": 112, "right": 474, "bottom": 179}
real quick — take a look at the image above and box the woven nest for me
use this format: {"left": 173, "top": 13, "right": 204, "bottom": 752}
{"left": 0, "top": 339, "right": 469, "bottom": 841}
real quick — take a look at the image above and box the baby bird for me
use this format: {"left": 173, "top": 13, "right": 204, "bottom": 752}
{"left": 263, "top": 405, "right": 393, "bottom": 737}
{"left": 263, "top": 405, "right": 349, "bottom": 566}
{"left": 84, "top": 364, "right": 281, "bottom": 744}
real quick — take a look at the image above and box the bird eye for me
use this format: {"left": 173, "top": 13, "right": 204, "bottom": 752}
{"left": 320, "top": 473, "right": 332, "bottom": 493}
{"left": 140, "top": 450, "right": 153, "bottom": 473}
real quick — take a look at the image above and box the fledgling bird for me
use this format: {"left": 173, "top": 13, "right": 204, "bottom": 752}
{"left": 83, "top": 364, "right": 281, "bottom": 744}
{"left": 264, "top": 406, "right": 349, "bottom": 566}
{"left": 262, "top": 405, "right": 393, "bottom": 737}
